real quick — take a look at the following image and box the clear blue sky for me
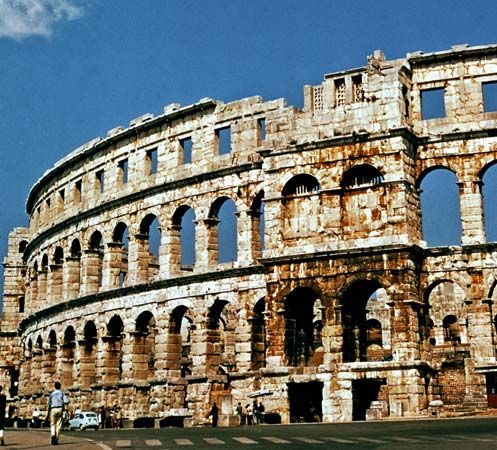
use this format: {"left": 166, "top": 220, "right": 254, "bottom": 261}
{"left": 0, "top": 0, "right": 496, "bottom": 293}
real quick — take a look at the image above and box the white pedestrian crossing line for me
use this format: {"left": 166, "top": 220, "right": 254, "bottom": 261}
{"left": 233, "top": 437, "right": 259, "bottom": 444}
{"left": 115, "top": 440, "right": 131, "bottom": 448}
{"left": 261, "top": 436, "right": 292, "bottom": 444}
{"left": 390, "top": 436, "right": 422, "bottom": 442}
{"left": 322, "top": 436, "right": 356, "bottom": 444}
{"left": 416, "top": 435, "right": 459, "bottom": 442}
{"left": 293, "top": 437, "right": 325, "bottom": 443}
{"left": 356, "top": 437, "right": 389, "bottom": 443}
{"left": 145, "top": 440, "right": 162, "bottom": 446}
{"left": 175, "top": 438, "right": 194, "bottom": 445}
{"left": 204, "top": 437, "right": 226, "bottom": 444}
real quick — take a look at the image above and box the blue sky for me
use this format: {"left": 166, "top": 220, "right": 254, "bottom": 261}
{"left": 0, "top": 0, "right": 496, "bottom": 293}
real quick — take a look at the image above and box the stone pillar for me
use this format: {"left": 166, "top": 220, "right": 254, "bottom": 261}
{"left": 48, "top": 264, "right": 63, "bottom": 305}
{"left": 37, "top": 269, "right": 47, "bottom": 308}
{"left": 102, "top": 336, "right": 123, "bottom": 384}
{"left": 78, "top": 339, "right": 97, "bottom": 388}
{"left": 131, "top": 332, "right": 148, "bottom": 381}
{"left": 102, "top": 242, "right": 124, "bottom": 290}
{"left": 390, "top": 300, "right": 421, "bottom": 361}
{"left": 60, "top": 343, "right": 75, "bottom": 388}
{"left": 31, "top": 349, "right": 43, "bottom": 393}
{"left": 42, "top": 348, "right": 57, "bottom": 389}
{"left": 237, "top": 210, "right": 254, "bottom": 264}
{"left": 162, "top": 226, "right": 181, "bottom": 277}
{"left": 458, "top": 180, "right": 486, "bottom": 245}
{"left": 64, "top": 256, "right": 81, "bottom": 301}
{"left": 19, "top": 356, "right": 31, "bottom": 395}
{"left": 81, "top": 249, "right": 103, "bottom": 295}
{"left": 199, "top": 219, "right": 219, "bottom": 271}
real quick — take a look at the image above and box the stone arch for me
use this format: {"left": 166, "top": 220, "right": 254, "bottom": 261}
{"left": 111, "top": 222, "right": 129, "bottom": 288}
{"left": 249, "top": 191, "right": 265, "bottom": 259}
{"left": 132, "top": 311, "right": 157, "bottom": 380}
{"left": 480, "top": 161, "right": 497, "bottom": 242}
{"left": 61, "top": 325, "right": 76, "bottom": 388}
{"left": 67, "top": 238, "right": 82, "bottom": 299}
{"left": 172, "top": 205, "right": 196, "bottom": 269}
{"left": 209, "top": 197, "right": 237, "bottom": 264}
{"left": 284, "top": 287, "right": 321, "bottom": 366}
{"left": 87, "top": 230, "right": 104, "bottom": 292}
{"left": 251, "top": 298, "right": 266, "bottom": 370}
{"left": 50, "top": 246, "right": 64, "bottom": 302}
{"left": 80, "top": 321, "right": 98, "bottom": 388}
{"left": 419, "top": 167, "right": 461, "bottom": 246}
{"left": 425, "top": 279, "right": 467, "bottom": 345}
{"left": 103, "top": 315, "right": 124, "bottom": 384}
{"left": 166, "top": 305, "right": 193, "bottom": 377}
{"left": 282, "top": 174, "right": 320, "bottom": 196}
{"left": 341, "top": 279, "right": 387, "bottom": 363}
{"left": 137, "top": 213, "right": 161, "bottom": 282}
{"left": 206, "top": 299, "right": 232, "bottom": 375}
{"left": 341, "top": 164, "right": 384, "bottom": 188}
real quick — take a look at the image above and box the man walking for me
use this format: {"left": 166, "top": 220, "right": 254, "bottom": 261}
{"left": 48, "top": 382, "right": 69, "bottom": 445}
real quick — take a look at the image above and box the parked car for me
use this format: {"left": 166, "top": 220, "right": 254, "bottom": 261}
{"left": 68, "top": 411, "right": 99, "bottom": 430}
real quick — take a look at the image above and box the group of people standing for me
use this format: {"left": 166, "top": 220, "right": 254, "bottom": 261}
{"left": 236, "top": 400, "right": 265, "bottom": 426}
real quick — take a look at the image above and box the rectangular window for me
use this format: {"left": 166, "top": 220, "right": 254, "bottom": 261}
{"left": 216, "top": 126, "right": 231, "bottom": 155}
{"left": 335, "top": 78, "right": 346, "bottom": 106}
{"left": 483, "top": 81, "right": 497, "bottom": 112}
{"left": 147, "top": 148, "right": 158, "bottom": 175}
{"left": 421, "top": 88, "right": 445, "bottom": 119}
{"left": 96, "top": 169, "right": 105, "bottom": 193}
{"left": 74, "top": 180, "right": 82, "bottom": 203}
{"left": 118, "top": 158, "right": 128, "bottom": 184}
{"left": 352, "top": 75, "right": 364, "bottom": 102}
{"left": 180, "top": 137, "right": 193, "bottom": 164}
{"left": 46, "top": 198, "right": 51, "bottom": 210}
{"left": 257, "top": 118, "right": 266, "bottom": 143}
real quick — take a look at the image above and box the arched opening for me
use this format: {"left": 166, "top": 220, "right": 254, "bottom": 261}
{"left": 250, "top": 191, "right": 265, "bottom": 259}
{"left": 88, "top": 230, "right": 104, "bottom": 291}
{"left": 172, "top": 206, "right": 196, "bottom": 269}
{"left": 112, "top": 222, "right": 129, "bottom": 288}
{"left": 61, "top": 326, "right": 75, "bottom": 388}
{"left": 18, "top": 240, "right": 28, "bottom": 254}
{"left": 139, "top": 214, "right": 161, "bottom": 281}
{"left": 341, "top": 164, "right": 384, "bottom": 189}
{"left": 38, "top": 254, "right": 49, "bottom": 304}
{"left": 341, "top": 280, "right": 388, "bottom": 363}
{"left": 80, "top": 321, "right": 98, "bottom": 387}
{"left": 68, "top": 239, "right": 82, "bottom": 299}
{"left": 443, "top": 315, "right": 461, "bottom": 344}
{"left": 284, "top": 287, "right": 321, "bottom": 367}
{"left": 419, "top": 168, "right": 461, "bottom": 246}
{"left": 282, "top": 174, "right": 320, "bottom": 197}
{"left": 104, "top": 315, "right": 124, "bottom": 383}
{"left": 426, "top": 280, "right": 467, "bottom": 346}
{"left": 32, "top": 335, "right": 43, "bottom": 391}
{"left": 50, "top": 246, "right": 64, "bottom": 302}
{"left": 251, "top": 298, "right": 266, "bottom": 370}
{"left": 206, "top": 299, "right": 231, "bottom": 374}
{"left": 133, "top": 311, "right": 157, "bottom": 380}
{"left": 281, "top": 175, "right": 321, "bottom": 240}
{"left": 481, "top": 163, "right": 497, "bottom": 242}
{"left": 209, "top": 198, "right": 237, "bottom": 264}
{"left": 167, "top": 306, "right": 192, "bottom": 377}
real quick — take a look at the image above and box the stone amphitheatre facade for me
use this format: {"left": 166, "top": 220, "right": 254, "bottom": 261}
{"left": 3, "top": 44, "right": 497, "bottom": 425}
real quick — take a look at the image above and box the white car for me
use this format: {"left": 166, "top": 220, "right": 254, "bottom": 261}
{"left": 68, "top": 411, "right": 99, "bottom": 430}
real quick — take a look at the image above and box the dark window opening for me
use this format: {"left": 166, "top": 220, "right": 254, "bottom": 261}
{"left": 341, "top": 164, "right": 384, "bottom": 189}
{"left": 402, "top": 85, "right": 410, "bottom": 119}
{"left": 74, "top": 180, "right": 82, "bottom": 203}
{"left": 352, "top": 379, "right": 386, "bottom": 421}
{"left": 181, "top": 137, "right": 193, "bottom": 164}
{"left": 216, "top": 126, "right": 231, "bottom": 155}
{"left": 421, "top": 88, "right": 445, "bottom": 119}
{"left": 258, "top": 118, "right": 266, "bottom": 143}
{"left": 147, "top": 148, "right": 158, "bottom": 175}
{"left": 119, "top": 158, "right": 128, "bottom": 184}
{"left": 443, "top": 315, "right": 461, "bottom": 344}
{"left": 18, "top": 240, "right": 27, "bottom": 254}
{"left": 352, "top": 75, "right": 364, "bottom": 102}
{"left": 18, "top": 296, "right": 25, "bottom": 313}
{"left": 483, "top": 81, "right": 497, "bottom": 112}
{"left": 96, "top": 170, "right": 105, "bottom": 193}
{"left": 282, "top": 174, "right": 320, "bottom": 197}
{"left": 46, "top": 198, "right": 51, "bottom": 210}
{"left": 335, "top": 78, "right": 346, "bottom": 106}
{"left": 288, "top": 382, "right": 323, "bottom": 423}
